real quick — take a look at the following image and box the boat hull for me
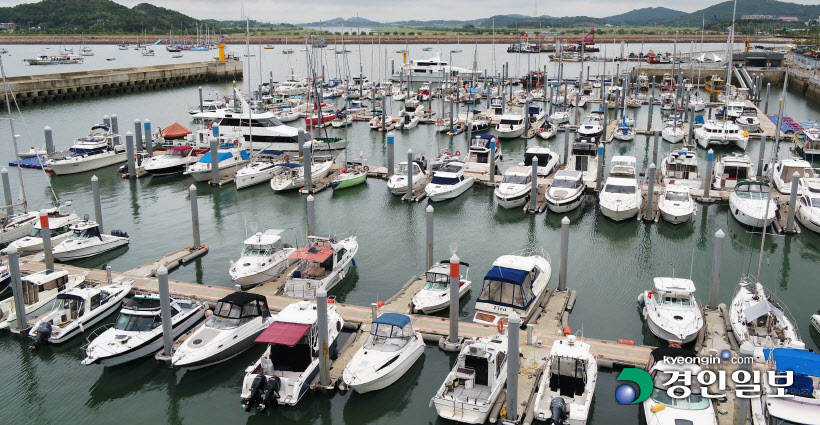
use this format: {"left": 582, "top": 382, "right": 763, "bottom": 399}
{"left": 187, "top": 160, "right": 249, "bottom": 182}
{"left": 546, "top": 192, "right": 584, "bottom": 213}
{"left": 599, "top": 203, "right": 639, "bottom": 222}
{"left": 347, "top": 342, "right": 424, "bottom": 394}
{"left": 53, "top": 237, "right": 128, "bottom": 261}
{"left": 231, "top": 260, "right": 290, "bottom": 290}
{"left": 48, "top": 152, "right": 127, "bottom": 175}
{"left": 331, "top": 174, "right": 366, "bottom": 190}
{"left": 173, "top": 329, "right": 265, "bottom": 370}
{"left": 47, "top": 297, "right": 124, "bottom": 344}
{"left": 0, "top": 221, "right": 36, "bottom": 245}
{"left": 427, "top": 179, "right": 474, "bottom": 202}
{"left": 496, "top": 190, "right": 529, "bottom": 209}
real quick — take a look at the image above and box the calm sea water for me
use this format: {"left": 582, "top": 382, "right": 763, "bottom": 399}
{"left": 0, "top": 42, "right": 818, "bottom": 425}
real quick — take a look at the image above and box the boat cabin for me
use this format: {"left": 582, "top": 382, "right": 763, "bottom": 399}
{"left": 609, "top": 156, "right": 637, "bottom": 178}
{"left": 646, "top": 347, "right": 710, "bottom": 408}
{"left": 424, "top": 261, "right": 469, "bottom": 291}
{"left": 664, "top": 151, "right": 700, "bottom": 181}
{"left": 648, "top": 278, "right": 697, "bottom": 308}
{"left": 551, "top": 170, "right": 584, "bottom": 190}
{"left": 734, "top": 180, "right": 772, "bottom": 201}
{"left": 164, "top": 145, "right": 196, "bottom": 158}
{"left": 241, "top": 229, "right": 288, "bottom": 258}
{"left": 430, "top": 161, "right": 467, "bottom": 185}
{"left": 465, "top": 134, "right": 498, "bottom": 165}
{"left": 50, "top": 286, "right": 117, "bottom": 324}
{"left": 570, "top": 141, "right": 597, "bottom": 173}
{"left": 546, "top": 336, "right": 592, "bottom": 400}
{"left": 365, "top": 313, "right": 415, "bottom": 352}
{"left": 207, "top": 292, "right": 271, "bottom": 329}
{"left": 20, "top": 269, "right": 71, "bottom": 305}
{"left": 449, "top": 338, "right": 506, "bottom": 395}
{"left": 476, "top": 262, "right": 540, "bottom": 314}
{"left": 288, "top": 236, "right": 346, "bottom": 283}
{"left": 67, "top": 221, "right": 105, "bottom": 242}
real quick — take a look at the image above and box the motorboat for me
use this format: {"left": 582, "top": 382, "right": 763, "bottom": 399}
{"left": 661, "top": 123, "right": 685, "bottom": 144}
{"left": 638, "top": 278, "right": 703, "bottom": 343}
{"left": 546, "top": 170, "right": 586, "bottom": 213}
{"left": 794, "top": 123, "right": 820, "bottom": 159}
{"left": 46, "top": 124, "right": 127, "bottom": 175}
{"left": 27, "top": 280, "right": 131, "bottom": 346}
{"left": 393, "top": 52, "right": 478, "bottom": 82}
{"left": 464, "top": 134, "right": 502, "bottom": 175}
{"left": 330, "top": 113, "right": 353, "bottom": 128}
{"left": 18, "top": 146, "right": 47, "bottom": 159}
{"left": 532, "top": 335, "right": 597, "bottom": 425}
{"left": 3, "top": 206, "right": 78, "bottom": 253}
{"left": 567, "top": 140, "right": 599, "bottom": 187}
{"left": 184, "top": 147, "right": 251, "bottom": 182}
{"left": 81, "top": 293, "right": 206, "bottom": 366}
{"left": 283, "top": 234, "right": 358, "bottom": 299}
{"left": 397, "top": 110, "right": 420, "bottom": 130}
{"left": 270, "top": 160, "right": 334, "bottom": 192}
{"left": 550, "top": 108, "right": 570, "bottom": 125}
{"left": 495, "top": 109, "right": 527, "bottom": 139}
{"left": 520, "top": 146, "right": 559, "bottom": 177}
{"left": 537, "top": 121, "right": 557, "bottom": 139}
{"left": 425, "top": 161, "right": 474, "bottom": 202}
{"left": 735, "top": 107, "right": 761, "bottom": 133}
{"left": 754, "top": 349, "right": 820, "bottom": 425}
{"left": 729, "top": 275, "right": 800, "bottom": 350}
{"left": 235, "top": 151, "right": 287, "bottom": 190}
{"left": 526, "top": 105, "right": 547, "bottom": 128}
{"left": 171, "top": 293, "right": 274, "bottom": 369}
{"left": 52, "top": 220, "right": 129, "bottom": 261}
{"left": 431, "top": 332, "right": 508, "bottom": 424}
{"left": 712, "top": 153, "right": 754, "bottom": 190}
{"left": 657, "top": 184, "right": 697, "bottom": 224}
{"left": 473, "top": 250, "right": 552, "bottom": 327}
{"left": 729, "top": 179, "right": 777, "bottom": 228}
{"left": 576, "top": 111, "right": 604, "bottom": 141}
{"left": 331, "top": 167, "right": 367, "bottom": 191}
{"left": 230, "top": 229, "right": 296, "bottom": 290}
{"left": 766, "top": 157, "right": 815, "bottom": 195}
{"left": 240, "top": 300, "right": 344, "bottom": 409}
{"left": 599, "top": 156, "right": 641, "bottom": 222}
{"left": 495, "top": 166, "right": 533, "bottom": 209}
{"left": 142, "top": 145, "right": 201, "bottom": 176}
{"left": 0, "top": 269, "right": 86, "bottom": 330}
{"left": 189, "top": 92, "right": 225, "bottom": 114}
{"left": 342, "top": 313, "right": 425, "bottom": 393}
{"left": 796, "top": 177, "right": 820, "bottom": 233}
{"left": 387, "top": 161, "right": 425, "bottom": 196}
{"left": 25, "top": 53, "right": 83, "bottom": 65}
{"left": 694, "top": 120, "right": 748, "bottom": 151}
{"left": 411, "top": 260, "right": 471, "bottom": 314}
{"left": 659, "top": 150, "right": 702, "bottom": 190}
{"left": 641, "top": 347, "right": 718, "bottom": 425}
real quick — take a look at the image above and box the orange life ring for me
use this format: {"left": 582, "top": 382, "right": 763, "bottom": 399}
{"left": 443, "top": 151, "right": 450, "bottom": 156}
{"left": 497, "top": 321, "right": 504, "bottom": 333}
{"left": 207, "top": 123, "right": 213, "bottom": 130}
{"left": 455, "top": 150, "right": 461, "bottom": 156}
{"left": 363, "top": 165, "right": 370, "bottom": 171}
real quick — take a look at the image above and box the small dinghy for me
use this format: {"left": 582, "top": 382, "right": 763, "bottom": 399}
{"left": 52, "top": 219, "right": 129, "bottom": 261}
{"left": 533, "top": 335, "right": 598, "bottom": 425}
{"left": 411, "top": 260, "right": 471, "bottom": 314}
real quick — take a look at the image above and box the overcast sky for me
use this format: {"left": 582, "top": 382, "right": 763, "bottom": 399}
{"left": 5, "top": 0, "right": 819, "bottom": 23}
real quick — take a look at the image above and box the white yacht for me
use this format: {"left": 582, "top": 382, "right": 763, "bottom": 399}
{"left": 393, "top": 52, "right": 478, "bottom": 82}
{"left": 658, "top": 184, "right": 697, "bottom": 224}
{"left": 240, "top": 300, "right": 344, "bottom": 409}
{"left": 230, "top": 229, "right": 296, "bottom": 290}
{"left": 533, "top": 335, "right": 597, "bottom": 425}
{"left": 638, "top": 278, "right": 703, "bottom": 343}
{"left": 550, "top": 108, "right": 570, "bottom": 125}
{"left": 735, "top": 107, "right": 761, "bottom": 133}
{"left": 659, "top": 150, "right": 702, "bottom": 190}
{"left": 0, "top": 210, "right": 40, "bottom": 245}
{"left": 387, "top": 161, "right": 425, "bottom": 196}
{"left": 171, "top": 292, "right": 274, "bottom": 370}
{"left": 687, "top": 92, "right": 706, "bottom": 112}
{"left": 142, "top": 145, "right": 200, "bottom": 176}
{"left": 767, "top": 157, "right": 815, "bottom": 195}
{"left": 27, "top": 280, "right": 131, "bottom": 346}
{"left": 235, "top": 150, "right": 287, "bottom": 189}
{"left": 546, "top": 170, "right": 586, "bottom": 213}
{"left": 342, "top": 313, "right": 425, "bottom": 394}
{"left": 473, "top": 251, "right": 551, "bottom": 327}
{"left": 661, "top": 123, "right": 685, "bottom": 144}
{"left": 283, "top": 234, "right": 358, "bottom": 299}
{"left": 52, "top": 220, "right": 129, "bottom": 261}
{"left": 568, "top": 141, "right": 599, "bottom": 187}
{"left": 3, "top": 206, "right": 79, "bottom": 253}
{"left": 184, "top": 147, "right": 251, "bottom": 182}
{"left": 753, "top": 349, "right": 820, "bottom": 425}
{"left": 0, "top": 269, "right": 86, "bottom": 330}
{"left": 712, "top": 153, "right": 754, "bottom": 190}
{"left": 796, "top": 176, "right": 820, "bottom": 233}
{"left": 270, "top": 160, "right": 334, "bottom": 192}
{"left": 411, "top": 260, "right": 471, "bottom": 314}
{"left": 81, "top": 293, "right": 205, "bottom": 366}
{"left": 729, "top": 275, "right": 800, "bottom": 350}
{"left": 576, "top": 111, "right": 604, "bottom": 141}
{"left": 613, "top": 122, "right": 636, "bottom": 141}
{"left": 431, "top": 333, "right": 508, "bottom": 424}
{"left": 694, "top": 120, "right": 749, "bottom": 151}
{"left": 521, "top": 146, "right": 560, "bottom": 177}
{"left": 642, "top": 347, "right": 718, "bottom": 425}
{"left": 729, "top": 180, "right": 777, "bottom": 228}
{"left": 425, "top": 161, "right": 475, "bottom": 202}
{"left": 463, "top": 134, "right": 502, "bottom": 175}
{"left": 495, "top": 166, "right": 532, "bottom": 209}
{"left": 46, "top": 123, "right": 127, "bottom": 175}
{"left": 599, "top": 156, "right": 641, "bottom": 222}
{"left": 495, "top": 109, "right": 527, "bottom": 139}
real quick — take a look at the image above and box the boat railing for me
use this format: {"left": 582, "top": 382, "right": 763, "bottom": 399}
{"left": 510, "top": 247, "right": 552, "bottom": 265}
{"left": 81, "top": 322, "right": 114, "bottom": 350}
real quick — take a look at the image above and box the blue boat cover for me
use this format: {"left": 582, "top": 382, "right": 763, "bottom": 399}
{"left": 198, "top": 152, "right": 234, "bottom": 163}
{"left": 373, "top": 313, "right": 411, "bottom": 328}
{"left": 769, "top": 348, "right": 820, "bottom": 377}
{"left": 260, "top": 150, "right": 285, "bottom": 156}
{"left": 484, "top": 266, "right": 528, "bottom": 285}
{"left": 278, "top": 163, "right": 302, "bottom": 169}
{"left": 240, "top": 150, "right": 251, "bottom": 161}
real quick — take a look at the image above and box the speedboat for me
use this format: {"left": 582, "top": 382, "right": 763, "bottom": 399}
{"left": 546, "top": 170, "right": 586, "bottom": 213}
{"left": 532, "top": 335, "right": 597, "bottom": 425}
{"left": 142, "top": 145, "right": 200, "bottom": 176}
{"left": 425, "top": 161, "right": 474, "bottom": 202}
{"left": 550, "top": 108, "right": 570, "bottom": 125}
{"left": 754, "top": 349, "right": 820, "bottom": 425}
{"left": 270, "top": 160, "right": 334, "bottom": 191}
{"left": 28, "top": 280, "right": 131, "bottom": 346}
{"left": 0, "top": 269, "right": 86, "bottom": 330}
{"left": 568, "top": 140, "right": 599, "bottom": 187}
{"left": 729, "top": 179, "right": 777, "bottom": 228}
{"left": 52, "top": 220, "right": 129, "bottom": 261}
{"left": 46, "top": 124, "right": 126, "bottom": 175}
{"left": 240, "top": 300, "right": 344, "bottom": 409}
{"left": 495, "top": 166, "right": 533, "bottom": 209}
{"left": 397, "top": 110, "right": 420, "bottom": 130}
{"left": 712, "top": 153, "right": 754, "bottom": 190}
{"left": 641, "top": 347, "right": 718, "bottom": 425}
{"left": 599, "top": 156, "right": 641, "bottom": 222}
{"left": 796, "top": 177, "right": 820, "bottom": 233}
{"left": 3, "top": 206, "right": 79, "bottom": 253}
{"left": 495, "top": 109, "right": 527, "bottom": 139}
{"left": 283, "top": 234, "right": 358, "bottom": 299}
{"left": 658, "top": 184, "right": 697, "bottom": 224}
{"left": 735, "top": 107, "right": 761, "bottom": 133}
{"left": 729, "top": 275, "right": 800, "bottom": 350}
{"left": 520, "top": 146, "right": 559, "bottom": 177}
{"left": 576, "top": 111, "right": 604, "bottom": 141}
{"left": 661, "top": 123, "right": 685, "bottom": 144}
{"left": 695, "top": 120, "right": 748, "bottom": 151}
{"left": 387, "top": 161, "right": 425, "bottom": 195}
{"left": 235, "top": 151, "right": 287, "bottom": 189}
{"left": 411, "top": 260, "right": 471, "bottom": 314}
{"left": 184, "top": 147, "right": 251, "bottom": 182}
{"left": 767, "top": 157, "right": 815, "bottom": 195}
{"left": 81, "top": 293, "right": 205, "bottom": 366}
{"left": 660, "top": 150, "right": 702, "bottom": 190}
{"left": 431, "top": 332, "right": 508, "bottom": 424}
{"left": 171, "top": 292, "right": 274, "bottom": 369}
{"left": 463, "top": 134, "right": 502, "bottom": 175}
{"left": 638, "top": 278, "right": 703, "bottom": 343}
{"left": 230, "top": 229, "right": 296, "bottom": 290}
{"left": 473, "top": 251, "right": 551, "bottom": 327}
{"left": 342, "top": 313, "right": 425, "bottom": 393}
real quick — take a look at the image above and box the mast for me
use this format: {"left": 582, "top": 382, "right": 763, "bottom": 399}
{"left": 246, "top": 18, "right": 251, "bottom": 95}
{"left": 0, "top": 56, "right": 28, "bottom": 212}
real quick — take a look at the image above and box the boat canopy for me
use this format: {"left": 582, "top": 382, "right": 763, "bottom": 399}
{"left": 56, "top": 292, "right": 85, "bottom": 302}
{"left": 161, "top": 122, "right": 192, "bottom": 139}
{"left": 166, "top": 145, "right": 193, "bottom": 152}
{"left": 216, "top": 292, "right": 270, "bottom": 318}
{"left": 470, "top": 134, "right": 496, "bottom": 150}
{"left": 255, "top": 321, "right": 311, "bottom": 346}
{"left": 278, "top": 163, "right": 302, "bottom": 169}
{"left": 289, "top": 245, "right": 334, "bottom": 263}
{"left": 90, "top": 124, "right": 110, "bottom": 132}
{"left": 484, "top": 266, "right": 529, "bottom": 285}
{"left": 742, "top": 299, "right": 787, "bottom": 323}
{"left": 373, "top": 313, "right": 411, "bottom": 328}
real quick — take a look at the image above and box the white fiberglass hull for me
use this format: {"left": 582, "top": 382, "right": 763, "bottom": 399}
{"left": 48, "top": 151, "right": 127, "bottom": 175}
{"left": 658, "top": 202, "right": 695, "bottom": 225}
{"left": 797, "top": 205, "right": 820, "bottom": 233}
{"left": 0, "top": 220, "right": 37, "bottom": 245}
{"left": 426, "top": 179, "right": 474, "bottom": 202}
{"left": 599, "top": 198, "right": 640, "bottom": 222}
{"left": 231, "top": 259, "right": 292, "bottom": 289}
{"left": 186, "top": 160, "right": 250, "bottom": 182}
{"left": 412, "top": 282, "right": 471, "bottom": 314}
{"left": 496, "top": 125, "right": 525, "bottom": 139}
{"left": 53, "top": 236, "right": 129, "bottom": 261}
{"left": 495, "top": 187, "right": 529, "bottom": 209}
{"left": 172, "top": 318, "right": 272, "bottom": 370}
{"left": 344, "top": 340, "right": 425, "bottom": 394}
{"left": 546, "top": 191, "right": 584, "bottom": 213}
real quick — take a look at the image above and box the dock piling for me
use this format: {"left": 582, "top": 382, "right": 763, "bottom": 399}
{"left": 111, "top": 114, "right": 120, "bottom": 144}
{"left": 157, "top": 266, "right": 174, "bottom": 358}
{"left": 209, "top": 137, "right": 219, "bottom": 185}
{"left": 688, "top": 103, "right": 695, "bottom": 143}
{"left": 647, "top": 76, "right": 655, "bottom": 130}
{"left": 307, "top": 195, "right": 315, "bottom": 237}
{"left": 787, "top": 172, "right": 799, "bottom": 232}
{"left": 103, "top": 115, "right": 111, "bottom": 128}
{"left": 526, "top": 323, "right": 534, "bottom": 345}
{"left": 449, "top": 97, "right": 454, "bottom": 133}
{"left": 7, "top": 247, "right": 26, "bottom": 331}
{"left": 506, "top": 312, "right": 520, "bottom": 422}
{"left": 144, "top": 119, "right": 153, "bottom": 156}
{"left": 92, "top": 175, "right": 103, "bottom": 233}
{"left": 106, "top": 265, "right": 112, "bottom": 283}
{"left": 406, "top": 149, "right": 413, "bottom": 199}
{"left": 563, "top": 128, "right": 570, "bottom": 165}
{"left": 303, "top": 142, "right": 313, "bottom": 191}
{"left": 596, "top": 143, "right": 604, "bottom": 191}
{"left": 1, "top": 168, "right": 12, "bottom": 215}
{"left": 704, "top": 150, "right": 714, "bottom": 200}
{"left": 652, "top": 131, "right": 660, "bottom": 166}
{"left": 558, "top": 216, "right": 570, "bottom": 291}
{"left": 125, "top": 132, "right": 136, "bottom": 178}
{"left": 530, "top": 157, "right": 538, "bottom": 211}
{"left": 734, "top": 342, "right": 755, "bottom": 425}
{"left": 490, "top": 138, "right": 496, "bottom": 184}
{"left": 524, "top": 98, "right": 530, "bottom": 138}
{"left": 370, "top": 303, "right": 378, "bottom": 322}
{"left": 387, "top": 132, "right": 394, "bottom": 177}
{"left": 764, "top": 83, "right": 770, "bottom": 114}
{"left": 448, "top": 254, "right": 460, "bottom": 344}
{"left": 426, "top": 206, "right": 434, "bottom": 270}
{"left": 44, "top": 126, "right": 54, "bottom": 155}
{"left": 189, "top": 185, "right": 200, "bottom": 248}
{"left": 381, "top": 93, "right": 386, "bottom": 131}
{"left": 708, "top": 229, "right": 724, "bottom": 310}
{"left": 39, "top": 211, "right": 53, "bottom": 271}
{"left": 645, "top": 163, "right": 656, "bottom": 220}
{"left": 756, "top": 135, "right": 767, "bottom": 178}
{"left": 134, "top": 119, "right": 143, "bottom": 153}
{"left": 317, "top": 287, "right": 331, "bottom": 387}
{"left": 198, "top": 86, "right": 203, "bottom": 112}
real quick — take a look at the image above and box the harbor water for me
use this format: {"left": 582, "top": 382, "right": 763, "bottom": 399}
{"left": 0, "top": 42, "right": 819, "bottom": 424}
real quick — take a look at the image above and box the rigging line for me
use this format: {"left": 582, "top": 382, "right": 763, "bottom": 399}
{"left": 0, "top": 55, "right": 28, "bottom": 211}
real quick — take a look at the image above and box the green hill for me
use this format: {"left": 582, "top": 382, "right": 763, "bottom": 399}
{"left": 675, "top": 0, "right": 820, "bottom": 26}
{"left": 605, "top": 7, "right": 687, "bottom": 26}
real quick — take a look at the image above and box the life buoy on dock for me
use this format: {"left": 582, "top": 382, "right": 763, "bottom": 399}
{"left": 363, "top": 165, "right": 369, "bottom": 171}
{"left": 669, "top": 342, "right": 681, "bottom": 349}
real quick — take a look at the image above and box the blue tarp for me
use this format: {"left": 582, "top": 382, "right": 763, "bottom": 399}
{"left": 770, "top": 348, "right": 820, "bottom": 377}
{"left": 240, "top": 150, "right": 251, "bottom": 161}
{"left": 484, "top": 266, "right": 529, "bottom": 285}
{"left": 198, "top": 152, "right": 234, "bottom": 163}
{"left": 373, "top": 313, "right": 411, "bottom": 328}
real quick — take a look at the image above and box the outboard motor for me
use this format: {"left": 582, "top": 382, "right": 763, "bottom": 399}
{"left": 548, "top": 397, "right": 567, "bottom": 425}
{"left": 260, "top": 375, "right": 280, "bottom": 412}
{"left": 244, "top": 374, "right": 266, "bottom": 412}
{"left": 30, "top": 322, "right": 53, "bottom": 349}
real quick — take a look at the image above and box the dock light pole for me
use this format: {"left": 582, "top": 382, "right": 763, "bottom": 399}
{"left": 406, "top": 149, "right": 414, "bottom": 200}
{"left": 530, "top": 157, "right": 539, "bottom": 211}
{"left": 448, "top": 254, "right": 460, "bottom": 344}
{"left": 708, "top": 229, "right": 724, "bottom": 310}
{"left": 303, "top": 142, "right": 313, "bottom": 192}
{"left": 189, "top": 185, "right": 200, "bottom": 248}
{"left": 91, "top": 175, "right": 104, "bottom": 233}
{"left": 426, "top": 206, "right": 434, "bottom": 270}
{"left": 704, "top": 150, "right": 714, "bottom": 200}
{"left": 125, "top": 132, "right": 136, "bottom": 178}
{"left": 1, "top": 168, "right": 12, "bottom": 215}
{"left": 134, "top": 119, "right": 143, "bottom": 153}
{"left": 787, "top": 172, "right": 799, "bottom": 232}
{"left": 386, "top": 132, "right": 395, "bottom": 177}
{"left": 209, "top": 137, "right": 219, "bottom": 185}
{"left": 317, "top": 287, "right": 331, "bottom": 386}
{"left": 157, "top": 266, "right": 174, "bottom": 358}
{"left": 558, "top": 217, "right": 570, "bottom": 292}
{"left": 307, "top": 195, "right": 315, "bottom": 237}
{"left": 44, "top": 126, "right": 55, "bottom": 155}
{"left": 506, "top": 311, "right": 520, "bottom": 422}
{"left": 7, "top": 247, "right": 26, "bottom": 331}
{"left": 39, "top": 211, "right": 53, "bottom": 271}
{"left": 144, "top": 119, "right": 153, "bottom": 156}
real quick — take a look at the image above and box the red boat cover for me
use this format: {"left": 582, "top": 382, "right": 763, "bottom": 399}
{"left": 161, "top": 122, "right": 192, "bottom": 140}
{"left": 255, "top": 322, "right": 311, "bottom": 346}
{"left": 288, "top": 245, "right": 333, "bottom": 263}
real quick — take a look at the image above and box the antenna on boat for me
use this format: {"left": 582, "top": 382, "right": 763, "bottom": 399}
{"left": 688, "top": 248, "right": 695, "bottom": 280}
{"left": 449, "top": 243, "right": 458, "bottom": 256}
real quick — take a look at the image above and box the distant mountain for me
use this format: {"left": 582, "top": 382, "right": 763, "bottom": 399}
{"left": 605, "top": 7, "right": 687, "bottom": 26}
{"left": 301, "top": 16, "right": 381, "bottom": 27}
{"left": 675, "top": 0, "right": 820, "bottom": 26}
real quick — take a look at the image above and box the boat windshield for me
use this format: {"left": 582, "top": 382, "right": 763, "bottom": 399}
{"left": 502, "top": 174, "right": 529, "bottom": 184}
{"left": 604, "top": 184, "right": 636, "bottom": 194}
{"left": 552, "top": 179, "right": 578, "bottom": 189}
{"left": 56, "top": 297, "right": 83, "bottom": 319}
{"left": 395, "top": 164, "right": 408, "bottom": 176}
{"left": 781, "top": 166, "right": 814, "bottom": 183}
{"left": 28, "top": 228, "right": 42, "bottom": 237}
{"left": 69, "top": 227, "right": 102, "bottom": 241}
{"left": 364, "top": 323, "right": 412, "bottom": 351}
{"left": 649, "top": 369, "right": 711, "bottom": 410}
{"left": 735, "top": 184, "right": 770, "bottom": 200}
{"left": 665, "top": 191, "right": 689, "bottom": 202}
{"left": 657, "top": 294, "right": 694, "bottom": 308}
{"left": 812, "top": 197, "right": 820, "bottom": 207}
{"left": 500, "top": 119, "right": 522, "bottom": 126}
{"left": 242, "top": 246, "right": 275, "bottom": 257}
{"left": 431, "top": 176, "right": 460, "bottom": 185}
{"left": 114, "top": 312, "right": 159, "bottom": 332}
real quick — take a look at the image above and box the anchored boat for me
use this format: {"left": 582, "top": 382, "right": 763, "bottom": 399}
{"left": 0, "top": 269, "right": 86, "bottom": 330}
{"left": 283, "top": 234, "right": 358, "bottom": 299}
{"left": 533, "top": 335, "right": 598, "bottom": 425}
{"left": 411, "top": 260, "right": 471, "bottom": 314}
{"left": 638, "top": 277, "right": 704, "bottom": 343}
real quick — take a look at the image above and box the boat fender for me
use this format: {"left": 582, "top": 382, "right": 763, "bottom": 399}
{"left": 562, "top": 326, "right": 572, "bottom": 336}
{"left": 618, "top": 339, "right": 635, "bottom": 346}
{"left": 351, "top": 258, "right": 357, "bottom": 267}
{"left": 376, "top": 300, "right": 384, "bottom": 308}
{"left": 455, "top": 151, "right": 461, "bottom": 157}
{"left": 362, "top": 166, "right": 369, "bottom": 172}
{"left": 650, "top": 403, "right": 666, "bottom": 413}
{"left": 549, "top": 397, "right": 568, "bottom": 425}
